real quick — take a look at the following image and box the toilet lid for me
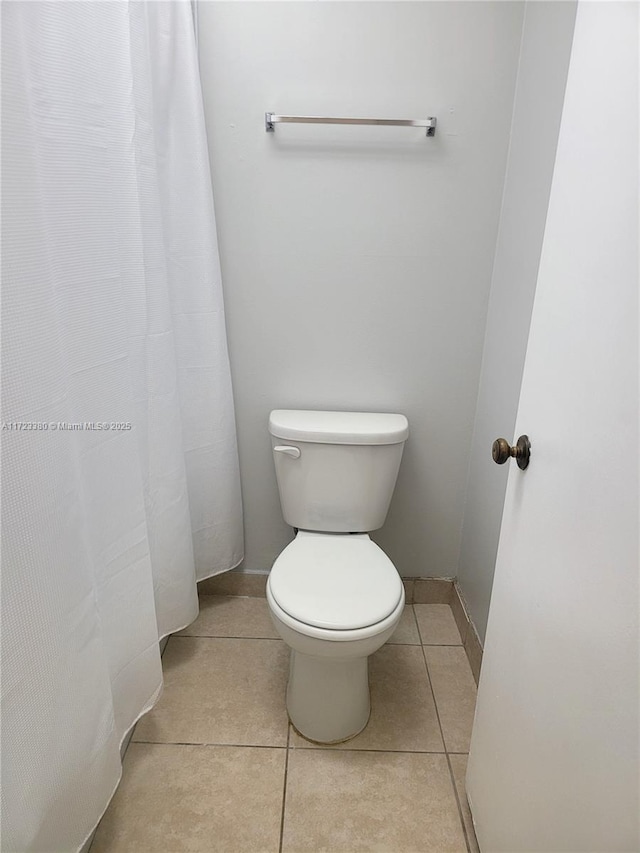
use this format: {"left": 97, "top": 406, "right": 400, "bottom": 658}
{"left": 269, "top": 533, "right": 403, "bottom": 630}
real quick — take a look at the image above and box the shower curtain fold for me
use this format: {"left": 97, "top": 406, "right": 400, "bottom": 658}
{"left": 0, "top": 2, "right": 243, "bottom": 849}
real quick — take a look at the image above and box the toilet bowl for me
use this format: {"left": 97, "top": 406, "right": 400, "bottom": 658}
{"left": 267, "top": 532, "right": 405, "bottom": 743}
{"left": 266, "top": 409, "right": 409, "bottom": 744}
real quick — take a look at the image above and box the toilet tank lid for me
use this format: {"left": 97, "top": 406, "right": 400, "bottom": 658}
{"left": 269, "top": 410, "right": 409, "bottom": 445}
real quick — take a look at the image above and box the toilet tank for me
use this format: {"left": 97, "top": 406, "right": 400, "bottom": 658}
{"left": 269, "top": 410, "right": 409, "bottom": 533}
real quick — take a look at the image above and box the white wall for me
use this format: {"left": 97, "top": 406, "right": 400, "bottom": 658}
{"left": 198, "top": 1, "right": 524, "bottom": 575}
{"left": 457, "top": 1, "right": 577, "bottom": 640}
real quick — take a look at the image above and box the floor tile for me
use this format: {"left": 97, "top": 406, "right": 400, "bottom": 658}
{"left": 176, "top": 595, "right": 279, "bottom": 639}
{"left": 282, "top": 750, "right": 466, "bottom": 852}
{"left": 290, "top": 644, "right": 444, "bottom": 752}
{"left": 449, "top": 754, "right": 480, "bottom": 853}
{"left": 414, "top": 604, "right": 462, "bottom": 645}
{"left": 91, "top": 743, "right": 284, "bottom": 853}
{"left": 387, "top": 605, "right": 420, "bottom": 644}
{"left": 133, "top": 637, "right": 289, "bottom": 747}
{"left": 424, "top": 646, "right": 477, "bottom": 752}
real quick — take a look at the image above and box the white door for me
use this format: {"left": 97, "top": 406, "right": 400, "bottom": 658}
{"left": 466, "top": 4, "right": 639, "bottom": 852}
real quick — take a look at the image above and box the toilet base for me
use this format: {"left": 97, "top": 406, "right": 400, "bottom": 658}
{"left": 286, "top": 649, "right": 371, "bottom": 744}
{"left": 289, "top": 715, "right": 370, "bottom": 746}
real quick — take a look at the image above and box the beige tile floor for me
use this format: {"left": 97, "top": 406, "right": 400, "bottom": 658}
{"left": 92, "top": 596, "right": 479, "bottom": 853}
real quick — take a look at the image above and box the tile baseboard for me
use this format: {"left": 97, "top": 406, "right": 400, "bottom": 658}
{"left": 199, "top": 572, "right": 458, "bottom": 603}
{"left": 198, "top": 569, "right": 268, "bottom": 598}
{"left": 408, "top": 577, "right": 455, "bottom": 605}
{"left": 196, "top": 571, "right": 483, "bottom": 684}
{"left": 450, "top": 582, "right": 483, "bottom": 685}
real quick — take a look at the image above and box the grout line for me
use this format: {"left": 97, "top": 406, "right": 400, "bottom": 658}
{"left": 170, "top": 634, "right": 282, "bottom": 643}
{"left": 173, "top": 632, "right": 461, "bottom": 646}
{"left": 445, "top": 751, "right": 472, "bottom": 853}
{"left": 133, "top": 738, "right": 451, "bottom": 755}
{"left": 288, "top": 745, "right": 450, "bottom": 755}
{"left": 174, "top": 634, "right": 462, "bottom": 647}
{"left": 409, "top": 603, "right": 422, "bottom": 644}
{"left": 197, "top": 593, "right": 236, "bottom": 597}
{"left": 419, "top": 637, "right": 472, "bottom": 853}
{"left": 278, "top": 725, "right": 291, "bottom": 853}
{"left": 177, "top": 633, "right": 281, "bottom": 641}
{"left": 392, "top": 641, "right": 460, "bottom": 647}
{"left": 196, "top": 593, "right": 265, "bottom": 602}
{"left": 174, "top": 634, "right": 461, "bottom": 646}
{"left": 418, "top": 643, "right": 447, "bottom": 751}
{"left": 132, "top": 740, "right": 288, "bottom": 750}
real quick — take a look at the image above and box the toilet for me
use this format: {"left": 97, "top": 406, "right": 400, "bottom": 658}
{"left": 266, "top": 409, "right": 409, "bottom": 744}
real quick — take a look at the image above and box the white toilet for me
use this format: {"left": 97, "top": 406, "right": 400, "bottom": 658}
{"left": 266, "top": 409, "right": 409, "bottom": 744}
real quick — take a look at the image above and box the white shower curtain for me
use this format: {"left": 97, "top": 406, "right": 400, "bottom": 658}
{"left": 1, "top": 2, "right": 243, "bottom": 850}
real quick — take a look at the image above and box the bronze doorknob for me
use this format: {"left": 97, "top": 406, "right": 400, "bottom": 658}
{"left": 492, "top": 435, "right": 531, "bottom": 470}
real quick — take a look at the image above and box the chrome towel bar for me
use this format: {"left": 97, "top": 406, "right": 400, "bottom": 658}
{"left": 265, "top": 112, "right": 437, "bottom": 137}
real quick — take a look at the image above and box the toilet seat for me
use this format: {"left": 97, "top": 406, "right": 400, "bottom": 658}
{"left": 268, "top": 531, "right": 403, "bottom": 631}
{"left": 267, "top": 583, "right": 405, "bottom": 645}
